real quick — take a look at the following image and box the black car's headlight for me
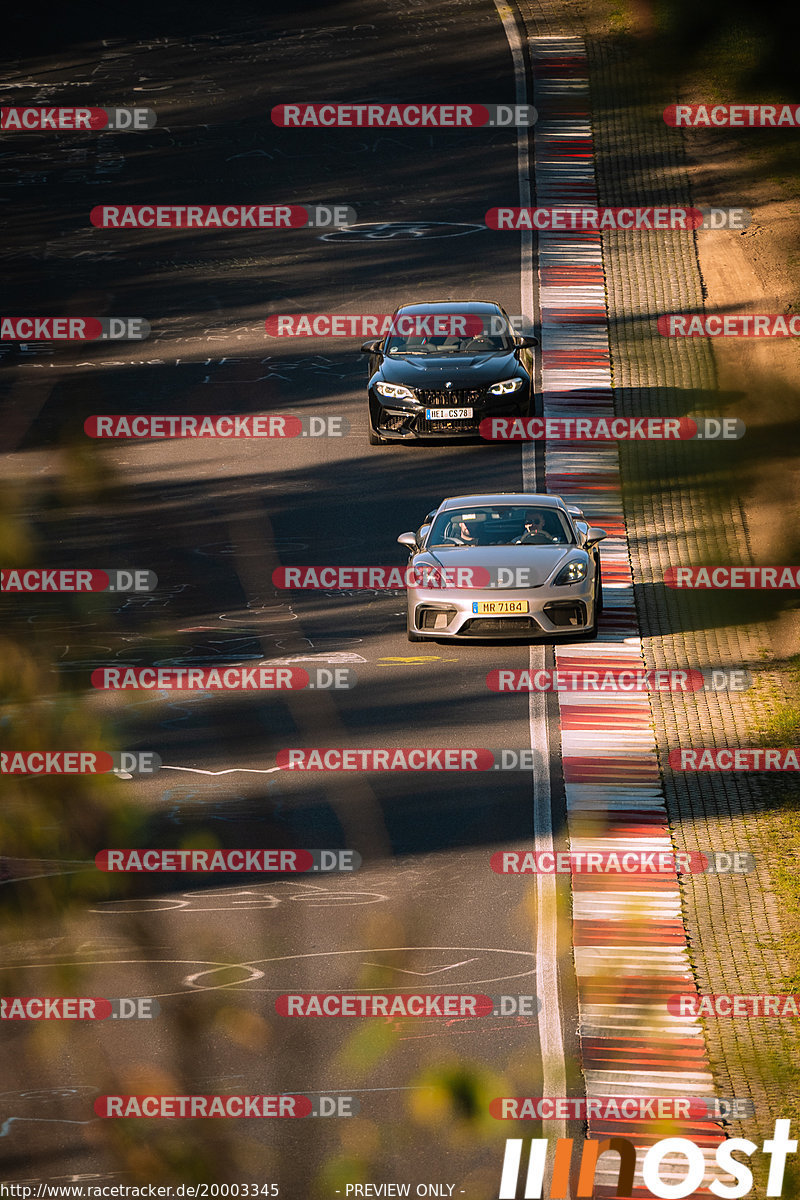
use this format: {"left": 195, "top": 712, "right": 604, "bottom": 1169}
{"left": 554, "top": 559, "right": 588, "bottom": 585}
{"left": 375, "top": 382, "right": 416, "bottom": 401}
{"left": 488, "top": 378, "right": 524, "bottom": 395}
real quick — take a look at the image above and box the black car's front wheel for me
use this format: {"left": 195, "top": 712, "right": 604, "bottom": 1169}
{"left": 368, "top": 424, "right": 386, "bottom": 445}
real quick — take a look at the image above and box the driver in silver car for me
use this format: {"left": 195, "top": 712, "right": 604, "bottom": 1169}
{"left": 450, "top": 518, "right": 480, "bottom": 544}
{"left": 513, "top": 511, "right": 559, "bottom": 544}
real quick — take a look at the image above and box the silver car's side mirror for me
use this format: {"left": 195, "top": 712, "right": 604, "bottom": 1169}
{"left": 585, "top": 527, "right": 608, "bottom": 546}
{"left": 397, "top": 532, "right": 417, "bottom": 548}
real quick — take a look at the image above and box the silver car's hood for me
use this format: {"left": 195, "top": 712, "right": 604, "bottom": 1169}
{"left": 418, "top": 544, "right": 580, "bottom": 587}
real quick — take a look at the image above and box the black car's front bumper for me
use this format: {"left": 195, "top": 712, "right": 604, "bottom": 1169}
{"left": 369, "top": 386, "right": 532, "bottom": 440}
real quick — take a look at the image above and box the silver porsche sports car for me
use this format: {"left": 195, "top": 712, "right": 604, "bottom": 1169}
{"left": 397, "top": 493, "right": 606, "bottom": 642}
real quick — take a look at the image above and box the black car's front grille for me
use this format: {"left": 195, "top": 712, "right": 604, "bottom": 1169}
{"left": 415, "top": 391, "right": 482, "bottom": 434}
{"left": 415, "top": 416, "right": 480, "bottom": 434}
{"left": 415, "top": 389, "right": 483, "bottom": 407}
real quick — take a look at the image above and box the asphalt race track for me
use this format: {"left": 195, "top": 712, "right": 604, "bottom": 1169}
{"left": 2, "top": 1, "right": 795, "bottom": 1198}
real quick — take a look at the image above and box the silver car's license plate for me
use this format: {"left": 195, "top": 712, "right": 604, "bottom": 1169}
{"left": 425, "top": 407, "right": 473, "bottom": 419}
{"left": 472, "top": 600, "right": 530, "bottom": 614}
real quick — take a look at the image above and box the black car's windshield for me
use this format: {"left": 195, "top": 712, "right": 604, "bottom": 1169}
{"left": 385, "top": 314, "right": 516, "bottom": 356}
{"left": 426, "top": 506, "right": 574, "bottom": 548}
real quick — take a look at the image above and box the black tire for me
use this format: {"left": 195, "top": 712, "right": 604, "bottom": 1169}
{"left": 368, "top": 425, "right": 385, "bottom": 445}
{"left": 407, "top": 627, "right": 425, "bottom": 642}
{"left": 579, "top": 577, "right": 601, "bottom": 640}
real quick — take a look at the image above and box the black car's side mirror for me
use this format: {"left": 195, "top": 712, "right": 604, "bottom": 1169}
{"left": 361, "top": 340, "right": 383, "bottom": 353}
{"left": 514, "top": 334, "right": 538, "bottom": 348}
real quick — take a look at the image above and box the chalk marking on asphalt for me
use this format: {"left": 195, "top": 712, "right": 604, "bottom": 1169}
{"left": 182, "top": 947, "right": 537, "bottom": 993}
{"left": 160, "top": 764, "right": 282, "bottom": 775}
{"left": 0, "top": 1117, "right": 95, "bottom": 1139}
{"left": 361, "top": 958, "right": 479, "bottom": 976}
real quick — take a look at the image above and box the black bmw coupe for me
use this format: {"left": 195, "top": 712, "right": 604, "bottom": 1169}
{"left": 362, "top": 300, "right": 537, "bottom": 444}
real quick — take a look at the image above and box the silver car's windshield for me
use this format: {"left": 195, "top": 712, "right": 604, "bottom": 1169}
{"left": 426, "top": 506, "right": 574, "bottom": 548}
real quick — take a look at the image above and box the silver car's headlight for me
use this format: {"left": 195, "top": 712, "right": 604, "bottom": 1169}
{"left": 376, "top": 382, "right": 416, "bottom": 400}
{"left": 554, "top": 559, "right": 587, "bottom": 585}
{"left": 488, "top": 378, "right": 523, "bottom": 395}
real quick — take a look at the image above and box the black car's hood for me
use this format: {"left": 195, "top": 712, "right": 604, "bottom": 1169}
{"left": 378, "top": 351, "right": 522, "bottom": 386}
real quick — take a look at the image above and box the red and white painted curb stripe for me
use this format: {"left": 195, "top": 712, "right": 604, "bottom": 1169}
{"left": 532, "top": 35, "right": 726, "bottom": 1189}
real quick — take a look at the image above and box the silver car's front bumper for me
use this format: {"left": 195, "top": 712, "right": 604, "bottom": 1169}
{"left": 407, "top": 582, "right": 597, "bottom": 639}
